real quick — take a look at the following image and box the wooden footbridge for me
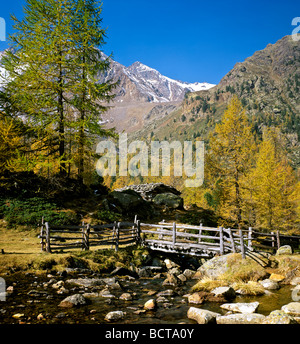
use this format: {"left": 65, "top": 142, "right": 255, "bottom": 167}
{"left": 39, "top": 216, "right": 300, "bottom": 264}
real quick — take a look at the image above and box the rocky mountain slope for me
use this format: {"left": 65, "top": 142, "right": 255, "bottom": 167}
{"left": 100, "top": 54, "right": 215, "bottom": 103}
{"left": 98, "top": 54, "right": 215, "bottom": 132}
{"left": 131, "top": 35, "right": 300, "bottom": 167}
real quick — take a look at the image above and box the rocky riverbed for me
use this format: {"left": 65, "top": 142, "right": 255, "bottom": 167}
{"left": 1, "top": 251, "right": 300, "bottom": 324}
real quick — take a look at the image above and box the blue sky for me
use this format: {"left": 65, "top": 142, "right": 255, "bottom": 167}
{"left": 0, "top": 0, "right": 299, "bottom": 84}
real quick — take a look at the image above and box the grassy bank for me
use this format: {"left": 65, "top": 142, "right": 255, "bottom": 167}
{"left": 0, "top": 223, "right": 150, "bottom": 275}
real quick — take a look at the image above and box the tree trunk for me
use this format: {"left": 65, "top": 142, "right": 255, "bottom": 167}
{"left": 58, "top": 48, "right": 66, "bottom": 176}
{"left": 78, "top": 53, "right": 86, "bottom": 184}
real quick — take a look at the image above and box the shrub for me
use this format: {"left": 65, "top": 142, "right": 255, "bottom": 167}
{"left": 93, "top": 210, "right": 121, "bottom": 223}
{"left": 0, "top": 197, "right": 79, "bottom": 227}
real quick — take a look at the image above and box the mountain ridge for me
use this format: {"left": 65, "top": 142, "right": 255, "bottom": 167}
{"left": 130, "top": 35, "right": 300, "bottom": 168}
{"left": 100, "top": 54, "right": 215, "bottom": 103}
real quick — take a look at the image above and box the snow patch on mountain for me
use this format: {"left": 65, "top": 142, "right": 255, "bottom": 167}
{"left": 124, "top": 61, "right": 215, "bottom": 102}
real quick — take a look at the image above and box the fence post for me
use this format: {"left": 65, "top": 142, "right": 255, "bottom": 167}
{"left": 45, "top": 222, "right": 51, "bottom": 253}
{"left": 219, "top": 227, "right": 224, "bottom": 255}
{"left": 83, "top": 224, "right": 90, "bottom": 251}
{"left": 40, "top": 218, "right": 46, "bottom": 252}
{"left": 136, "top": 220, "right": 141, "bottom": 245}
{"left": 228, "top": 228, "right": 236, "bottom": 253}
{"left": 115, "top": 222, "right": 120, "bottom": 252}
{"left": 248, "top": 227, "right": 253, "bottom": 249}
{"left": 198, "top": 223, "right": 202, "bottom": 244}
{"left": 172, "top": 222, "right": 176, "bottom": 246}
{"left": 110, "top": 221, "right": 116, "bottom": 249}
{"left": 239, "top": 229, "right": 245, "bottom": 259}
{"left": 271, "top": 231, "right": 275, "bottom": 250}
{"left": 276, "top": 230, "right": 281, "bottom": 250}
{"left": 133, "top": 215, "right": 138, "bottom": 239}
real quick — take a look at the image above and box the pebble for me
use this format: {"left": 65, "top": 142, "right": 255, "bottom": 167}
{"left": 144, "top": 299, "right": 156, "bottom": 310}
{"left": 37, "top": 313, "right": 44, "bottom": 320}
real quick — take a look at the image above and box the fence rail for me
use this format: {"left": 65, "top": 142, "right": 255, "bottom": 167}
{"left": 39, "top": 219, "right": 141, "bottom": 253}
{"left": 39, "top": 217, "right": 300, "bottom": 260}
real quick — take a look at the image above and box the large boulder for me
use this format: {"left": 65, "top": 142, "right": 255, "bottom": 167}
{"left": 197, "top": 254, "right": 232, "bottom": 279}
{"left": 216, "top": 313, "right": 266, "bottom": 324}
{"left": 153, "top": 192, "right": 184, "bottom": 209}
{"left": 187, "top": 307, "right": 220, "bottom": 324}
{"left": 263, "top": 310, "right": 297, "bottom": 324}
{"left": 106, "top": 189, "right": 155, "bottom": 218}
{"left": 115, "top": 183, "right": 181, "bottom": 201}
{"left": 259, "top": 279, "right": 280, "bottom": 290}
{"left": 281, "top": 302, "right": 300, "bottom": 316}
{"left": 110, "top": 189, "right": 146, "bottom": 211}
{"left": 220, "top": 302, "right": 259, "bottom": 314}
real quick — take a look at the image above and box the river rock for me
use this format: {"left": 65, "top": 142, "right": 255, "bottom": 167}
{"left": 157, "top": 296, "right": 169, "bottom": 303}
{"left": 276, "top": 245, "right": 293, "bottom": 255}
{"left": 197, "top": 254, "right": 232, "bottom": 279}
{"left": 111, "top": 267, "right": 138, "bottom": 279}
{"left": 52, "top": 280, "right": 64, "bottom": 289}
{"left": 188, "top": 292, "right": 205, "bottom": 305}
{"left": 211, "top": 287, "right": 236, "bottom": 301}
{"left": 216, "top": 313, "right": 266, "bottom": 324}
{"left": 157, "top": 289, "right": 175, "bottom": 297}
{"left": 290, "top": 277, "right": 300, "bottom": 285}
{"left": 187, "top": 307, "right": 221, "bottom": 324}
{"left": 168, "top": 267, "right": 182, "bottom": 275}
{"left": 137, "top": 266, "right": 162, "bottom": 277}
{"left": 163, "top": 273, "right": 181, "bottom": 286}
{"left": 99, "top": 288, "right": 116, "bottom": 299}
{"left": 12, "top": 313, "right": 25, "bottom": 319}
{"left": 281, "top": 302, "right": 300, "bottom": 316}
{"left": 164, "top": 258, "right": 179, "bottom": 270}
{"left": 183, "top": 269, "right": 196, "bottom": 279}
{"left": 269, "top": 273, "right": 285, "bottom": 282}
{"left": 66, "top": 278, "right": 105, "bottom": 288}
{"left": 263, "top": 310, "right": 297, "bottom": 324}
{"left": 105, "top": 311, "right": 125, "bottom": 322}
{"left": 144, "top": 299, "right": 156, "bottom": 310}
{"left": 59, "top": 294, "right": 87, "bottom": 308}
{"left": 220, "top": 301, "right": 259, "bottom": 314}
{"left": 259, "top": 279, "right": 280, "bottom": 290}
{"left": 177, "top": 274, "right": 187, "bottom": 283}
{"left": 119, "top": 293, "right": 132, "bottom": 301}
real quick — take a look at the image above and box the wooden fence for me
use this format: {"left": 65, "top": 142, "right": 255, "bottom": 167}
{"left": 39, "top": 217, "right": 300, "bottom": 259}
{"left": 39, "top": 219, "right": 141, "bottom": 253}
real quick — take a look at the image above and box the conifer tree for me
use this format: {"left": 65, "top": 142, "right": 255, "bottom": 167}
{"left": 251, "top": 129, "right": 298, "bottom": 231}
{"left": 206, "top": 95, "right": 257, "bottom": 226}
{"left": 0, "top": 0, "right": 116, "bottom": 180}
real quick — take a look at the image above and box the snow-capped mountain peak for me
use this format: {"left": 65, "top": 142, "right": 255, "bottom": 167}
{"left": 124, "top": 61, "right": 215, "bottom": 102}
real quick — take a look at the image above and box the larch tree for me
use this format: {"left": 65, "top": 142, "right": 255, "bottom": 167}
{"left": 0, "top": 0, "right": 116, "bottom": 181}
{"left": 251, "top": 129, "right": 298, "bottom": 231}
{"left": 68, "top": 0, "right": 116, "bottom": 183}
{"left": 206, "top": 95, "right": 257, "bottom": 226}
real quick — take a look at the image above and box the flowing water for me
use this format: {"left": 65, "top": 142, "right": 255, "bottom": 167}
{"left": 0, "top": 271, "right": 296, "bottom": 324}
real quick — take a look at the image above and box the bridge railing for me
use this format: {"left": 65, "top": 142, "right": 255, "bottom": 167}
{"left": 39, "top": 216, "right": 300, "bottom": 257}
